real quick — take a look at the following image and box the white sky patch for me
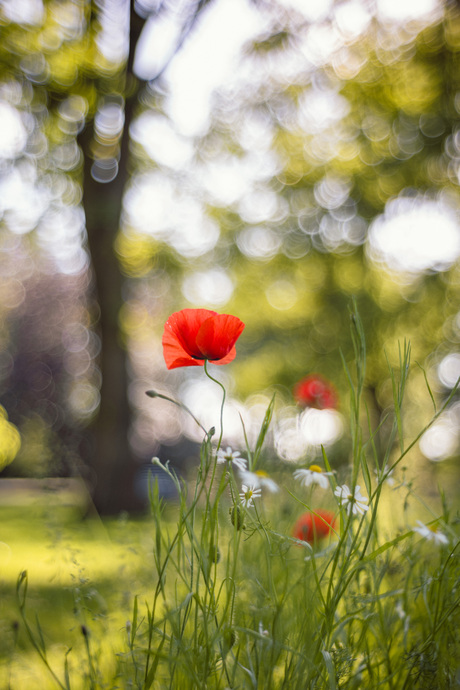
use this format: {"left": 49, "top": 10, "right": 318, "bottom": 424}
{"left": 198, "top": 156, "right": 253, "bottom": 206}
{"left": 238, "top": 187, "right": 288, "bottom": 224}
{"left": 297, "top": 88, "right": 350, "bottom": 134}
{"left": 0, "top": 165, "right": 49, "bottom": 233}
{"left": 197, "top": 149, "right": 280, "bottom": 207}
{"left": 36, "top": 204, "right": 89, "bottom": 275}
{"left": 367, "top": 196, "right": 460, "bottom": 275}
{"left": 376, "top": 0, "right": 442, "bottom": 23}
{"left": 182, "top": 268, "right": 234, "bottom": 307}
{"left": 0, "top": 103, "right": 28, "bottom": 158}
{"left": 419, "top": 408, "right": 459, "bottom": 461}
{"left": 0, "top": 0, "right": 44, "bottom": 24}
{"left": 0, "top": 163, "right": 87, "bottom": 273}
{"left": 123, "top": 172, "right": 220, "bottom": 257}
{"left": 438, "top": 353, "right": 460, "bottom": 389}
{"left": 237, "top": 226, "right": 282, "bottom": 261}
{"left": 279, "top": 0, "right": 333, "bottom": 21}
{"left": 334, "top": 1, "right": 372, "bottom": 40}
{"left": 96, "top": 0, "right": 130, "bottom": 64}
{"left": 133, "top": 7, "right": 184, "bottom": 80}
{"left": 157, "top": 0, "right": 265, "bottom": 136}
{"left": 130, "top": 112, "right": 194, "bottom": 169}
{"left": 300, "top": 23, "right": 342, "bottom": 66}
{"left": 237, "top": 110, "right": 275, "bottom": 153}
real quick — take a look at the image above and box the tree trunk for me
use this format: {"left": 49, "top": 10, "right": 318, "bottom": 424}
{"left": 79, "top": 4, "right": 146, "bottom": 514}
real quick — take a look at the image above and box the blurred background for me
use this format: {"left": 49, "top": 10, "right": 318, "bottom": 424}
{"left": 1, "top": 0, "right": 460, "bottom": 514}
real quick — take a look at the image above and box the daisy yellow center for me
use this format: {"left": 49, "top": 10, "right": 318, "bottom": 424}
{"left": 245, "top": 489, "right": 253, "bottom": 499}
{"left": 255, "top": 470, "right": 268, "bottom": 478}
{"left": 309, "top": 464, "right": 323, "bottom": 474}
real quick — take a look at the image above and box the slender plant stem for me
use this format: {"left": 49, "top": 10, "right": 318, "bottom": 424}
{"left": 204, "top": 360, "right": 226, "bottom": 451}
{"left": 146, "top": 390, "right": 208, "bottom": 436}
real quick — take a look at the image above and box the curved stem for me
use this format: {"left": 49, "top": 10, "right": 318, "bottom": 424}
{"left": 204, "top": 360, "right": 226, "bottom": 451}
{"left": 146, "top": 390, "right": 208, "bottom": 436}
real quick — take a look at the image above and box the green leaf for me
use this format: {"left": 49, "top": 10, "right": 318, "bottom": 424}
{"left": 251, "top": 393, "right": 275, "bottom": 471}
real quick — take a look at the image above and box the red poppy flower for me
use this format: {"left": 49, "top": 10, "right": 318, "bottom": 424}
{"left": 293, "top": 374, "right": 338, "bottom": 410}
{"left": 162, "top": 309, "right": 245, "bottom": 370}
{"left": 292, "top": 509, "right": 336, "bottom": 544}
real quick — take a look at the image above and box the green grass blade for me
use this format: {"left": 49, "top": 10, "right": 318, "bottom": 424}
{"left": 252, "top": 393, "right": 275, "bottom": 471}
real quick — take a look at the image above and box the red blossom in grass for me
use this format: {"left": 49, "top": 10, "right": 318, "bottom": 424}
{"left": 292, "top": 509, "right": 336, "bottom": 544}
{"left": 293, "top": 374, "right": 338, "bottom": 410}
{"left": 162, "top": 308, "right": 245, "bottom": 370}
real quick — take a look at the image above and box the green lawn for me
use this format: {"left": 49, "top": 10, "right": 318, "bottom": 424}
{"left": 0, "top": 492, "right": 165, "bottom": 689}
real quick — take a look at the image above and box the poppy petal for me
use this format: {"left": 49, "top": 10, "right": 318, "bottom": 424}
{"left": 162, "top": 309, "right": 217, "bottom": 369}
{"left": 196, "top": 314, "right": 245, "bottom": 361}
{"left": 162, "top": 326, "right": 205, "bottom": 369}
{"left": 167, "top": 309, "right": 218, "bottom": 357}
{"left": 211, "top": 346, "right": 238, "bottom": 366}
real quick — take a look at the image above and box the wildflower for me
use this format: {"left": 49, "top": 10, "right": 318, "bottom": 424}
{"left": 374, "top": 465, "right": 395, "bottom": 486}
{"left": 413, "top": 520, "right": 448, "bottom": 545}
{"left": 293, "top": 465, "right": 333, "bottom": 490}
{"left": 293, "top": 374, "right": 338, "bottom": 410}
{"left": 239, "top": 484, "right": 261, "bottom": 508}
{"left": 162, "top": 308, "right": 245, "bottom": 370}
{"left": 239, "top": 469, "right": 279, "bottom": 493}
{"left": 292, "top": 509, "right": 336, "bottom": 544}
{"left": 217, "top": 446, "right": 247, "bottom": 472}
{"left": 334, "top": 484, "right": 369, "bottom": 516}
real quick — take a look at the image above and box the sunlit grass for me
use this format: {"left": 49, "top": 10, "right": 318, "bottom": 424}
{"left": 0, "top": 501, "right": 168, "bottom": 689}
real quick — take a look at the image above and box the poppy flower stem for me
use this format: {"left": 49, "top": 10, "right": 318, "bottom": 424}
{"left": 203, "top": 360, "right": 226, "bottom": 452}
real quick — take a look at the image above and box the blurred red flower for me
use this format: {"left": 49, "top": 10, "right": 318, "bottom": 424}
{"left": 293, "top": 374, "right": 338, "bottom": 410}
{"left": 162, "top": 309, "right": 245, "bottom": 370}
{"left": 292, "top": 509, "right": 336, "bottom": 544}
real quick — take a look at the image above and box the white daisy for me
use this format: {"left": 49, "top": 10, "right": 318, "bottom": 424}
{"left": 334, "top": 484, "right": 369, "bottom": 516}
{"left": 293, "top": 465, "right": 333, "bottom": 490}
{"left": 239, "top": 470, "right": 279, "bottom": 493}
{"left": 216, "top": 446, "right": 247, "bottom": 472}
{"left": 239, "top": 484, "right": 262, "bottom": 508}
{"left": 413, "top": 520, "right": 448, "bottom": 545}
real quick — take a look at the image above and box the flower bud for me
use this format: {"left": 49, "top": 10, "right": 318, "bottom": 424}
{"left": 229, "top": 505, "right": 245, "bottom": 530}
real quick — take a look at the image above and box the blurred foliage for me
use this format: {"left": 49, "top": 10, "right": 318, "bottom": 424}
{"left": 0, "top": 0, "right": 460, "bottom": 485}
{"left": 118, "top": 4, "right": 460, "bottom": 432}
